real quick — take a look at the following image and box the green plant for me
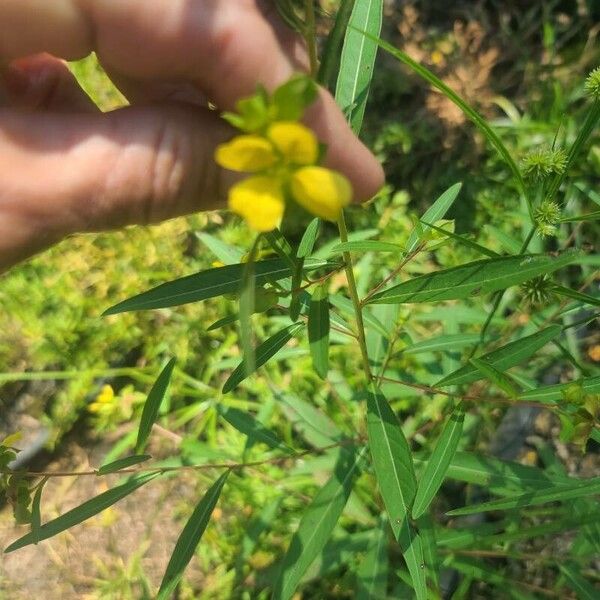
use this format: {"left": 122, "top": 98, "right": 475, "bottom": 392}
{"left": 2, "top": 2, "right": 599, "bottom": 599}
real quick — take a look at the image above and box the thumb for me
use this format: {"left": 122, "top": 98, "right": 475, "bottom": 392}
{"left": 0, "top": 104, "right": 234, "bottom": 271}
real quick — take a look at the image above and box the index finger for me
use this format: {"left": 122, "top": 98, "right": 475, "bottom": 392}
{"left": 0, "top": 0, "right": 384, "bottom": 200}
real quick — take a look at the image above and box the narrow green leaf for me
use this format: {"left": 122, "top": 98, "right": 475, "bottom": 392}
{"left": 158, "top": 471, "right": 228, "bottom": 599}
{"left": 289, "top": 261, "right": 304, "bottom": 322}
{"left": 207, "top": 315, "right": 238, "bottom": 331}
{"left": 469, "top": 358, "right": 520, "bottom": 398}
{"left": 335, "top": 0, "right": 383, "bottom": 134}
{"left": 136, "top": 358, "right": 176, "bottom": 453}
{"left": 558, "top": 209, "right": 600, "bottom": 222}
{"left": 318, "top": 0, "right": 356, "bottom": 90}
{"left": 274, "top": 447, "right": 364, "bottom": 600}
{"left": 196, "top": 232, "right": 243, "bottom": 265}
{"left": 368, "top": 252, "right": 580, "bottom": 305}
{"left": 308, "top": 284, "right": 330, "bottom": 379}
{"left": 5, "top": 473, "right": 159, "bottom": 553}
{"left": 297, "top": 218, "right": 321, "bottom": 259}
{"left": 366, "top": 386, "right": 425, "bottom": 597}
{"left": 560, "top": 564, "right": 598, "bottom": 599}
{"left": 412, "top": 405, "right": 465, "bottom": 519}
{"left": 223, "top": 324, "right": 303, "bottom": 393}
{"left": 519, "top": 375, "right": 600, "bottom": 403}
{"left": 366, "top": 385, "right": 416, "bottom": 530}
{"left": 219, "top": 407, "right": 292, "bottom": 453}
{"left": 98, "top": 454, "right": 151, "bottom": 475}
{"left": 436, "top": 326, "right": 561, "bottom": 387}
{"left": 405, "top": 183, "right": 462, "bottom": 254}
{"left": 553, "top": 285, "right": 600, "bottom": 307}
{"left": 356, "top": 519, "right": 389, "bottom": 600}
{"left": 447, "top": 476, "right": 600, "bottom": 516}
{"left": 332, "top": 241, "right": 405, "bottom": 254}
{"left": 104, "top": 259, "right": 293, "bottom": 315}
{"left": 404, "top": 333, "right": 480, "bottom": 355}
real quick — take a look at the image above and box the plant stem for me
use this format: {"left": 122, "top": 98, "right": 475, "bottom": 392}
{"left": 337, "top": 212, "right": 373, "bottom": 381}
{"left": 304, "top": 0, "right": 318, "bottom": 77}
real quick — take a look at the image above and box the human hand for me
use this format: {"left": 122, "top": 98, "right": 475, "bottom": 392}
{"left": 0, "top": 0, "right": 384, "bottom": 272}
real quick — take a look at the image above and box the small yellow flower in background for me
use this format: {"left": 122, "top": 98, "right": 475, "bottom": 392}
{"left": 215, "top": 78, "right": 352, "bottom": 232}
{"left": 88, "top": 384, "right": 115, "bottom": 414}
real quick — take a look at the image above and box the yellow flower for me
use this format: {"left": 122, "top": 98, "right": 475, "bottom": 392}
{"left": 215, "top": 135, "right": 277, "bottom": 172}
{"left": 228, "top": 176, "right": 285, "bottom": 232}
{"left": 267, "top": 122, "right": 319, "bottom": 165}
{"left": 95, "top": 384, "right": 115, "bottom": 404}
{"left": 291, "top": 166, "right": 352, "bottom": 221}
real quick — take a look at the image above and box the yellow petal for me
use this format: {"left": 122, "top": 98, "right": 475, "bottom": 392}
{"left": 228, "top": 176, "right": 285, "bottom": 232}
{"left": 291, "top": 167, "right": 352, "bottom": 221}
{"left": 268, "top": 122, "right": 319, "bottom": 165}
{"left": 215, "top": 135, "right": 277, "bottom": 172}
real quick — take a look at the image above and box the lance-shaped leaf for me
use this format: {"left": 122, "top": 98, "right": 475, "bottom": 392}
{"left": 405, "top": 183, "right": 462, "bottom": 254}
{"left": 5, "top": 473, "right": 159, "bottom": 553}
{"left": 447, "top": 476, "right": 600, "bottom": 516}
{"left": 196, "top": 232, "right": 243, "bottom": 265}
{"left": 553, "top": 285, "right": 600, "bottom": 307}
{"left": 319, "top": 0, "right": 356, "bottom": 90}
{"left": 274, "top": 447, "right": 363, "bottom": 600}
{"left": 366, "top": 386, "right": 416, "bottom": 528}
{"left": 436, "top": 326, "right": 561, "bottom": 387}
{"left": 297, "top": 218, "right": 321, "bottom": 258}
{"left": 308, "top": 284, "right": 330, "bottom": 379}
{"left": 158, "top": 471, "right": 229, "bottom": 599}
{"left": 367, "top": 252, "right": 581, "bottom": 305}
{"left": 412, "top": 405, "right": 465, "bottom": 519}
{"left": 365, "top": 386, "right": 426, "bottom": 598}
{"left": 219, "top": 407, "right": 292, "bottom": 454}
{"left": 136, "top": 358, "right": 176, "bottom": 453}
{"left": 335, "top": 0, "right": 383, "bottom": 134}
{"left": 223, "top": 323, "right": 304, "bottom": 393}
{"left": 104, "top": 259, "right": 292, "bottom": 315}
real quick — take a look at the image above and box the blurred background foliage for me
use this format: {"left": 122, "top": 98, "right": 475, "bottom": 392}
{"left": 0, "top": 1, "right": 599, "bottom": 598}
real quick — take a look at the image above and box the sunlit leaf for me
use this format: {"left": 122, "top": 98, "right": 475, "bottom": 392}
{"left": 223, "top": 324, "right": 304, "bottom": 393}
{"left": 136, "top": 358, "right": 176, "bottom": 453}
{"left": 335, "top": 0, "right": 383, "bottom": 134}
{"left": 158, "top": 471, "right": 229, "bottom": 599}
{"left": 412, "top": 405, "right": 465, "bottom": 519}
{"left": 5, "top": 473, "right": 159, "bottom": 553}
{"left": 368, "top": 253, "right": 580, "bottom": 305}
